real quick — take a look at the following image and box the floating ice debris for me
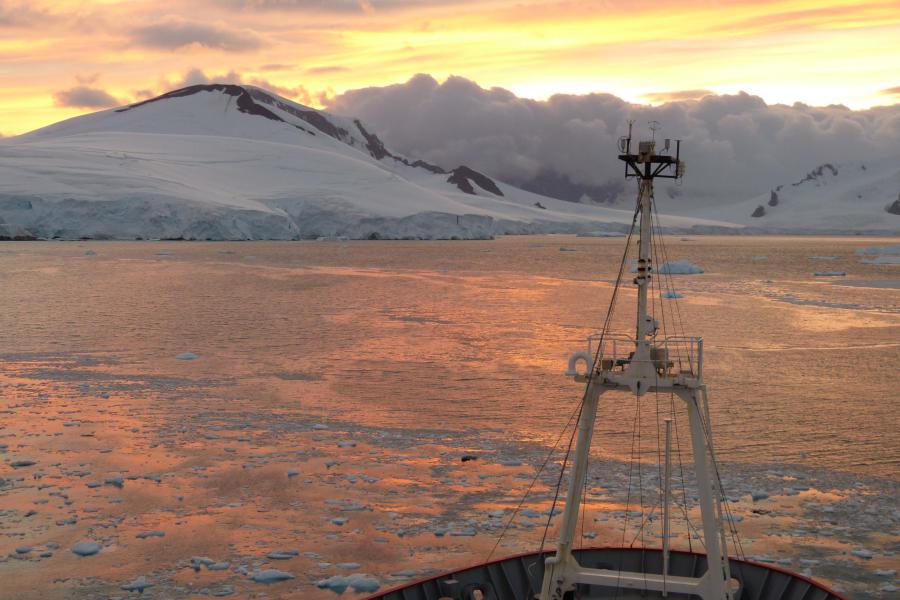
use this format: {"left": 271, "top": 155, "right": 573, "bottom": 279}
{"left": 212, "top": 585, "right": 235, "bottom": 596}
{"left": 499, "top": 460, "right": 522, "bottom": 467}
{"left": 209, "top": 562, "right": 230, "bottom": 571}
{"left": 813, "top": 272, "right": 846, "bottom": 277}
{"left": 337, "top": 562, "right": 361, "bottom": 569}
{"left": 809, "top": 256, "right": 839, "bottom": 261}
{"left": 724, "top": 514, "right": 744, "bottom": 522}
{"left": 342, "top": 504, "right": 368, "bottom": 512}
{"left": 449, "top": 527, "right": 477, "bottom": 536}
{"left": 392, "top": 570, "right": 417, "bottom": 578}
{"left": 154, "top": 250, "right": 172, "bottom": 256}
{"left": 851, "top": 548, "right": 874, "bottom": 559}
{"left": 266, "top": 550, "right": 299, "bottom": 560}
{"left": 460, "top": 454, "right": 478, "bottom": 462}
{"left": 751, "top": 256, "right": 768, "bottom": 261}
{"left": 15, "top": 546, "right": 32, "bottom": 554}
{"left": 84, "top": 250, "right": 96, "bottom": 256}
{"left": 312, "top": 424, "right": 329, "bottom": 430}
{"left": 577, "top": 231, "right": 625, "bottom": 237}
{"left": 317, "top": 574, "right": 380, "bottom": 594}
{"left": 559, "top": 247, "right": 577, "bottom": 252}
{"left": 191, "top": 556, "right": 217, "bottom": 571}
{"left": 662, "top": 291, "right": 683, "bottom": 299}
{"left": 862, "top": 255, "right": 900, "bottom": 264}
{"left": 104, "top": 476, "right": 124, "bottom": 488}
{"left": 751, "top": 490, "right": 769, "bottom": 501}
{"left": 121, "top": 576, "right": 153, "bottom": 593}
{"left": 583, "top": 532, "right": 597, "bottom": 539}
{"left": 176, "top": 352, "right": 198, "bottom": 360}
{"left": 881, "top": 584, "right": 898, "bottom": 593}
{"left": 136, "top": 530, "right": 165, "bottom": 539}
{"left": 658, "top": 260, "right": 704, "bottom": 275}
{"left": 544, "top": 507, "right": 563, "bottom": 516}
{"left": 11, "top": 460, "right": 36, "bottom": 468}
{"left": 72, "top": 541, "right": 102, "bottom": 556}
{"left": 337, "top": 441, "right": 356, "bottom": 448}
{"left": 250, "top": 569, "right": 295, "bottom": 584}
{"left": 856, "top": 244, "right": 900, "bottom": 255}
{"left": 875, "top": 569, "right": 897, "bottom": 577}
{"left": 287, "top": 469, "right": 300, "bottom": 478}
{"left": 332, "top": 517, "right": 349, "bottom": 526}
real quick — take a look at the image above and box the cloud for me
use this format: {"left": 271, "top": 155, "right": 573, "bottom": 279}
{"left": 305, "top": 65, "right": 349, "bottom": 75}
{"left": 881, "top": 86, "right": 900, "bottom": 97}
{"left": 131, "top": 16, "right": 263, "bottom": 52}
{"left": 325, "top": 74, "right": 900, "bottom": 203}
{"left": 53, "top": 86, "right": 120, "bottom": 108}
{"left": 643, "top": 90, "right": 715, "bottom": 104}
{"left": 0, "top": 1, "right": 54, "bottom": 28}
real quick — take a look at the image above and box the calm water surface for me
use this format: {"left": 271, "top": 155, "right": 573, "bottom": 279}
{"left": 0, "top": 236, "right": 897, "bottom": 599}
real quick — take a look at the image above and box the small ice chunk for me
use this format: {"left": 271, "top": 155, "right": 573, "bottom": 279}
{"left": 11, "top": 460, "right": 36, "bottom": 468}
{"left": 662, "top": 291, "right": 683, "bottom": 299}
{"left": 208, "top": 562, "right": 230, "bottom": 571}
{"left": 136, "top": 530, "right": 165, "bottom": 539}
{"left": 104, "top": 476, "right": 124, "bottom": 488}
{"left": 317, "top": 574, "right": 380, "bottom": 594}
{"left": 751, "top": 490, "right": 769, "bottom": 501}
{"left": 312, "top": 424, "right": 329, "bottom": 430}
{"left": 337, "top": 562, "right": 361, "bottom": 569}
{"left": 266, "top": 550, "right": 299, "bottom": 560}
{"left": 121, "top": 576, "right": 153, "bottom": 593}
{"left": 15, "top": 546, "right": 32, "bottom": 554}
{"left": 287, "top": 469, "right": 300, "bottom": 477}
{"left": 813, "top": 272, "right": 845, "bottom": 277}
{"left": 658, "top": 260, "right": 704, "bottom": 275}
{"left": 331, "top": 517, "right": 348, "bottom": 526}
{"left": 337, "top": 441, "right": 356, "bottom": 448}
{"left": 449, "top": 527, "right": 477, "bottom": 536}
{"left": 875, "top": 569, "right": 897, "bottom": 577}
{"left": 176, "top": 352, "right": 198, "bottom": 360}
{"left": 72, "top": 541, "right": 102, "bottom": 556}
{"left": 250, "top": 569, "right": 295, "bottom": 584}
{"left": 84, "top": 250, "right": 96, "bottom": 256}
{"left": 851, "top": 548, "right": 874, "bottom": 559}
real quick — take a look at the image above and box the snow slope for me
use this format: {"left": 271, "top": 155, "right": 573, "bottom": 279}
{"left": 0, "top": 84, "right": 732, "bottom": 240}
{"left": 680, "top": 161, "right": 900, "bottom": 233}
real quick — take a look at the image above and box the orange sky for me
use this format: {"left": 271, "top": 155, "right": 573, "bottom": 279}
{"left": 1, "top": 0, "right": 899, "bottom": 135}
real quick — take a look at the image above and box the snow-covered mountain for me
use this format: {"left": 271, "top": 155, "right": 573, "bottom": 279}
{"left": 0, "top": 84, "right": 729, "bottom": 240}
{"left": 677, "top": 160, "right": 900, "bottom": 233}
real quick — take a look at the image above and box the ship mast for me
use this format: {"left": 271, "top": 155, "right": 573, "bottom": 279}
{"left": 543, "top": 123, "right": 737, "bottom": 600}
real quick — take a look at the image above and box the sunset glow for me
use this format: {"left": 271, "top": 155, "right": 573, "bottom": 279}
{"left": 1, "top": 0, "right": 899, "bottom": 135}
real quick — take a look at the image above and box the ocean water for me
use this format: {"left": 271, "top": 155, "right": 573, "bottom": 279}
{"left": 0, "top": 236, "right": 897, "bottom": 599}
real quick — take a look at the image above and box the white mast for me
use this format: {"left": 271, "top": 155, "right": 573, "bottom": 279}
{"left": 542, "top": 124, "right": 737, "bottom": 600}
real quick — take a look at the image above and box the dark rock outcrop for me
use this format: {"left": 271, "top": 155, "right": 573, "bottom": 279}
{"left": 887, "top": 198, "right": 900, "bottom": 215}
{"left": 751, "top": 205, "right": 766, "bottom": 218}
{"left": 768, "top": 190, "right": 779, "bottom": 206}
{"left": 447, "top": 166, "right": 504, "bottom": 196}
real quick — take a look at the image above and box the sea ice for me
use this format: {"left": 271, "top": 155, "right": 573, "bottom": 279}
{"left": 851, "top": 549, "right": 874, "bottom": 559}
{"left": 658, "top": 260, "right": 704, "bottom": 275}
{"left": 71, "top": 541, "right": 102, "bottom": 556}
{"left": 121, "top": 576, "right": 153, "bottom": 593}
{"left": 250, "top": 569, "right": 295, "bottom": 584}
{"left": 266, "top": 550, "right": 299, "bottom": 560}
{"left": 317, "top": 574, "right": 380, "bottom": 594}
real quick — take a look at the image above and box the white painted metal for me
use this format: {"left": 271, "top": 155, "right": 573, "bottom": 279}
{"left": 541, "top": 139, "right": 736, "bottom": 600}
{"left": 663, "top": 418, "right": 672, "bottom": 597}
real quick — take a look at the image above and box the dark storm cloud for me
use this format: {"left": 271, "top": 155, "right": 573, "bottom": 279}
{"left": 53, "top": 86, "right": 120, "bottom": 108}
{"left": 325, "top": 74, "right": 900, "bottom": 202}
{"left": 131, "top": 17, "right": 263, "bottom": 52}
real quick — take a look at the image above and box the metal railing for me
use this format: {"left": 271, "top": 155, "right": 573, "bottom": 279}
{"left": 584, "top": 333, "right": 703, "bottom": 379}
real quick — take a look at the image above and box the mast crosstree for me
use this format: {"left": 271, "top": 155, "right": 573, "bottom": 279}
{"left": 541, "top": 124, "right": 738, "bottom": 600}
